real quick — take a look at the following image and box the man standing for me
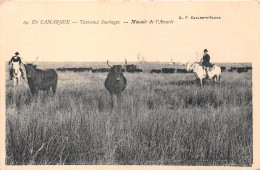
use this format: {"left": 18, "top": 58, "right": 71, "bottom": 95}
{"left": 9, "top": 52, "right": 25, "bottom": 80}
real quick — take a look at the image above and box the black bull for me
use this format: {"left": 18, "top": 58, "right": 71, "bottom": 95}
{"left": 105, "top": 64, "right": 127, "bottom": 109}
{"left": 24, "top": 64, "right": 58, "bottom": 95}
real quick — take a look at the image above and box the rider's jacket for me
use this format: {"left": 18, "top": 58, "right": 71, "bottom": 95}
{"left": 202, "top": 54, "right": 213, "bottom": 67}
{"left": 9, "top": 56, "right": 22, "bottom": 65}
{"left": 203, "top": 54, "right": 210, "bottom": 62}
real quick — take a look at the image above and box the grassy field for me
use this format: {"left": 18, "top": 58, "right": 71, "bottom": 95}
{"left": 5, "top": 63, "right": 252, "bottom": 166}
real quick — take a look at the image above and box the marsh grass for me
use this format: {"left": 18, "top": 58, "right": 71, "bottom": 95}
{"left": 5, "top": 70, "right": 252, "bottom": 166}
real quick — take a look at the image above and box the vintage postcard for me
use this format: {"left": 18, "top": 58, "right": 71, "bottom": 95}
{"left": 0, "top": 1, "right": 260, "bottom": 170}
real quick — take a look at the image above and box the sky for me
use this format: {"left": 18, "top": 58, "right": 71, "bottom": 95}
{"left": 1, "top": 1, "right": 260, "bottom": 63}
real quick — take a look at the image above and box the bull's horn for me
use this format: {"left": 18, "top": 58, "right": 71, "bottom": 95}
{"left": 33, "top": 57, "right": 38, "bottom": 64}
{"left": 107, "top": 60, "right": 112, "bottom": 67}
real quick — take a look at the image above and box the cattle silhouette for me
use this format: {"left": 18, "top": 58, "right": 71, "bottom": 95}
{"left": 105, "top": 60, "right": 127, "bottom": 109}
{"left": 25, "top": 64, "right": 58, "bottom": 96}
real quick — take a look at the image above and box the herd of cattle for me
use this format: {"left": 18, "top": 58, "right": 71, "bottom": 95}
{"left": 56, "top": 65, "right": 252, "bottom": 74}
{"left": 151, "top": 68, "right": 189, "bottom": 73}
{"left": 226, "top": 66, "right": 252, "bottom": 73}
{"left": 11, "top": 61, "right": 252, "bottom": 108}
{"left": 56, "top": 64, "right": 143, "bottom": 73}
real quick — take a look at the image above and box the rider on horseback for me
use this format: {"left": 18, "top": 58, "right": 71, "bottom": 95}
{"left": 9, "top": 52, "right": 25, "bottom": 80}
{"left": 200, "top": 49, "right": 213, "bottom": 78}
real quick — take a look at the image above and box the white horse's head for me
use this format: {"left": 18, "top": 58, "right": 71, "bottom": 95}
{"left": 186, "top": 62, "right": 200, "bottom": 72}
{"left": 186, "top": 62, "right": 191, "bottom": 71}
{"left": 186, "top": 62, "right": 194, "bottom": 72}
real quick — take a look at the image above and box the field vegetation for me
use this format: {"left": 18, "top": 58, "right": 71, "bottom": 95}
{"left": 5, "top": 62, "right": 252, "bottom": 166}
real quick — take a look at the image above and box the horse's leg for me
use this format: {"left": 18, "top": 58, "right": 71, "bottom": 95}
{"left": 213, "top": 75, "right": 217, "bottom": 83}
{"left": 215, "top": 75, "right": 220, "bottom": 84}
{"left": 10, "top": 69, "right": 13, "bottom": 80}
{"left": 20, "top": 68, "right": 25, "bottom": 79}
{"left": 18, "top": 76, "right": 21, "bottom": 86}
{"left": 14, "top": 78, "right": 17, "bottom": 87}
{"left": 200, "top": 79, "right": 203, "bottom": 86}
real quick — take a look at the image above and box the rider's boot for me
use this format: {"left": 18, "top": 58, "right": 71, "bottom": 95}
{"left": 205, "top": 67, "right": 209, "bottom": 79}
{"left": 20, "top": 68, "right": 26, "bottom": 79}
{"left": 10, "top": 69, "right": 13, "bottom": 80}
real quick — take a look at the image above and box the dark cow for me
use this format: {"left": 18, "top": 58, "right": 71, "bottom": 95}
{"left": 134, "top": 68, "right": 143, "bottom": 73}
{"left": 176, "top": 69, "right": 188, "bottom": 73}
{"left": 151, "top": 69, "right": 161, "bottom": 73}
{"left": 220, "top": 67, "right": 226, "bottom": 72}
{"left": 230, "top": 67, "right": 237, "bottom": 72}
{"left": 91, "top": 68, "right": 98, "bottom": 73}
{"left": 246, "top": 66, "right": 252, "bottom": 70}
{"left": 56, "top": 67, "right": 92, "bottom": 72}
{"left": 100, "top": 68, "right": 110, "bottom": 72}
{"left": 162, "top": 68, "right": 175, "bottom": 73}
{"left": 125, "top": 62, "right": 142, "bottom": 73}
{"left": 24, "top": 64, "right": 58, "bottom": 96}
{"left": 126, "top": 64, "right": 137, "bottom": 72}
{"left": 92, "top": 68, "right": 110, "bottom": 73}
{"left": 105, "top": 60, "right": 127, "bottom": 109}
{"left": 237, "top": 67, "right": 248, "bottom": 73}
{"left": 56, "top": 67, "right": 66, "bottom": 72}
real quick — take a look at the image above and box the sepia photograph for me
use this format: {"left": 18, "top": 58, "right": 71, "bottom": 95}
{"left": 0, "top": 1, "right": 260, "bottom": 169}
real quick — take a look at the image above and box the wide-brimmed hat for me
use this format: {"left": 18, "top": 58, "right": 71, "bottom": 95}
{"left": 15, "top": 52, "right": 19, "bottom": 55}
{"left": 204, "top": 49, "right": 208, "bottom": 52}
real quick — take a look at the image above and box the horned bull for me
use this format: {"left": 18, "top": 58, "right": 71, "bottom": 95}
{"left": 24, "top": 64, "right": 58, "bottom": 96}
{"left": 105, "top": 60, "right": 127, "bottom": 109}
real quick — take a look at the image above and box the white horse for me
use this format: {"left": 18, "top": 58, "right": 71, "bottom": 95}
{"left": 186, "top": 62, "right": 221, "bottom": 85}
{"left": 11, "top": 62, "right": 22, "bottom": 87}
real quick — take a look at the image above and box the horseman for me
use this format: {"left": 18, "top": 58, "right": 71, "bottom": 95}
{"left": 8, "top": 52, "right": 25, "bottom": 80}
{"left": 200, "top": 49, "right": 213, "bottom": 78}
